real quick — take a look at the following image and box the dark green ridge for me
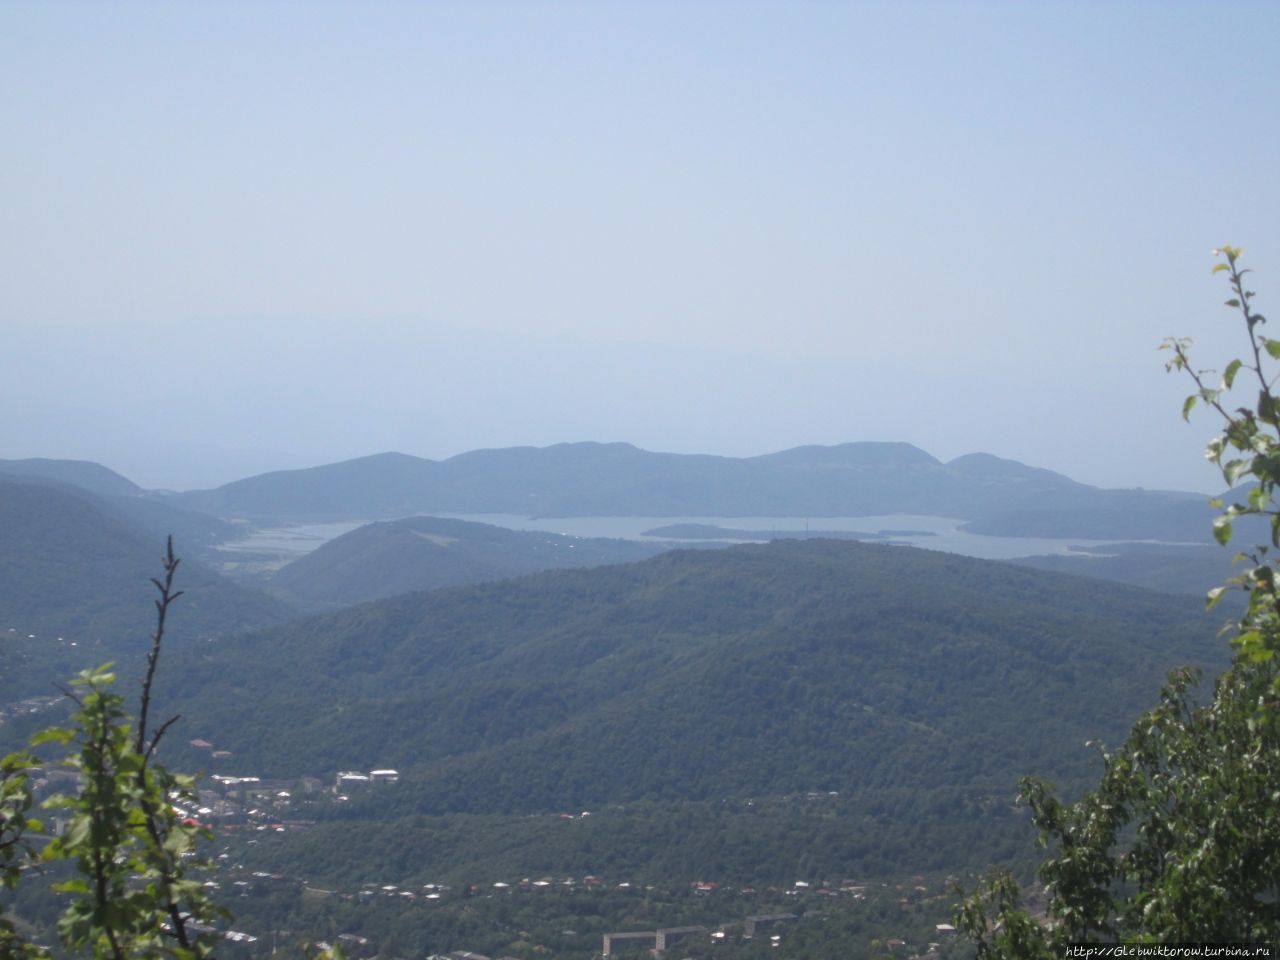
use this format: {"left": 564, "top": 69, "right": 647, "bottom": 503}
{"left": 162, "top": 538, "right": 1220, "bottom": 817}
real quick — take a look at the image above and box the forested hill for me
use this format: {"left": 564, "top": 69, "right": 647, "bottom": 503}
{"left": 0, "top": 457, "right": 237, "bottom": 559}
{"left": 1013, "top": 543, "right": 1234, "bottom": 597}
{"left": 0, "top": 457, "right": 142, "bottom": 498}
{"left": 0, "top": 475, "right": 293, "bottom": 703}
{"left": 163, "top": 539, "right": 1220, "bottom": 816}
{"left": 269, "top": 515, "right": 673, "bottom": 611}
{"left": 165, "top": 442, "right": 1214, "bottom": 540}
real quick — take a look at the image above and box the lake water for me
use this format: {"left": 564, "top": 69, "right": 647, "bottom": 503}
{"left": 216, "top": 513, "right": 1141, "bottom": 564}
{"left": 438, "top": 513, "right": 1132, "bottom": 561}
{"left": 216, "top": 521, "right": 366, "bottom": 556}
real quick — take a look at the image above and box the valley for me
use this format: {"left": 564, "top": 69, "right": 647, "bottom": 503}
{"left": 0, "top": 446, "right": 1236, "bottom": 957}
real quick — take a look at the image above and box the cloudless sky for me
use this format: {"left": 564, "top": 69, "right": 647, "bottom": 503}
{"left": 3, "top": 1, "right": 1277, "bottom": 491}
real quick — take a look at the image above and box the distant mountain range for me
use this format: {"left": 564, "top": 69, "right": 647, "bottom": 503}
{"left": 1, "top": 445, "right": 1237, "bottom": 622}
{"left": 156, "top": 442, "right": 1216, "bottom": 541}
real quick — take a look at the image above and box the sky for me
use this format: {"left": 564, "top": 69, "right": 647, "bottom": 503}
{"left": 3, "top": 1, "right": 1278, "bottom": 492}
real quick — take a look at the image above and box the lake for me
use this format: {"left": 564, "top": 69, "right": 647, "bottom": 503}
{"left": 216, "top": 513, "right": 1144, "bottom": 565}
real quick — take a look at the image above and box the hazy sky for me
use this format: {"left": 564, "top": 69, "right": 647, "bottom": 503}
{"left": 3, "top": 1, "right": 1278, "bottom": 492}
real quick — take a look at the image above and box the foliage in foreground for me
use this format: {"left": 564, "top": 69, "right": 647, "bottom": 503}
{"left": 0, "top": 542, "right": 221, "bottom": 959}
{"left": 957, "top": 248, "right": 1280, "bottom": 953}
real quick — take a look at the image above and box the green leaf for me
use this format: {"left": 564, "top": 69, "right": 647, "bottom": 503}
{"left": 1182, "top": 395, "right": 1197, "bottom": 421}
{"left": 1213, "top": 516, "right": 1233, "bottom": 545}
{"left": 1213, "top": 262, "right": 1230, "bottom": 274}
{"left": 29, "top": 728, "right": 75, "bottom": 746}
{"left": 1205, "top": 586, "right": 1227, "bottom": 610}
{"left": 1259, "top": 390, "right": 1280, "bottom": 423}
{"left": 1223, "top": 459, "right": 1248, "bottom": 486}
{"left": 61, "top": 817, "right": 89, "bottom": 849}
{"left": 1223, "top": 359, "right": 1243, "bottom": 388}
{"left": 1232, "top": 630, "right": 1275, "bottom": 663}
{"left": 1265, "top": 338, "right": 1280, "bottom": 360}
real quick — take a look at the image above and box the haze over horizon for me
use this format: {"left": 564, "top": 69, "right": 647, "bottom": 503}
{"left": 4, "top": 2, "right": 1277, "bottom": 493}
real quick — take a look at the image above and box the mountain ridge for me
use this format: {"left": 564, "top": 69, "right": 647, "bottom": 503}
{"left": 268, "top": 514, "right": 674, "bottom": 611}
{"left": 161, "top": 442, "right": 1213, "bottom": 540}
{"left": 0, "top": 457, "right": 143, "bottom": 498}
{"left": 0, "top": 474, "right": 293, "bottom": 705}
{"left": 163, "top": 538, "right": 1221, "bottom": 814}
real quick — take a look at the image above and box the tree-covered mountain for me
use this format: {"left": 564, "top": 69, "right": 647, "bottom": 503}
{"left": 269, "top": 515, "right": 674, "bottom": 611}
{"left": 164, "top": 442, "right": 1213, "bottom": 541}
{"left": 0, "top": 475, "right": 293, "bottom": 704}
{"left": 0, "top": 457, "right": 237, "bottom": 560}
{"left": 171, "top": 450, "right": 437, "bottom": 521}
{"left": 0, "top": 457, "right": 143, "bottom": 498}
{"left": 163, "top": 540, "right": 1220, "bottom": 818}
{"left": 1012, "top": 542, "right": 1233, "bottom": 598}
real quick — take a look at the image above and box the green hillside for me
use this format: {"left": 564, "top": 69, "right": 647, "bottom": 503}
{"left": 1012, "top": 542, "right": 1234, "bottom": 597}
{"left": 0, "top": 457, "right": 143, "bottom": 497}
{"left": 164, "top": 540, "right": 1220, "bottom": 813}
{"left": 269, "top": 515, "right": 672, "bottom": 611}
{"left": 0, "top": 458, "right": 237, "bottom": 560}
{"left": 0, "top": 475, "right": 294, "bottom": 704}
